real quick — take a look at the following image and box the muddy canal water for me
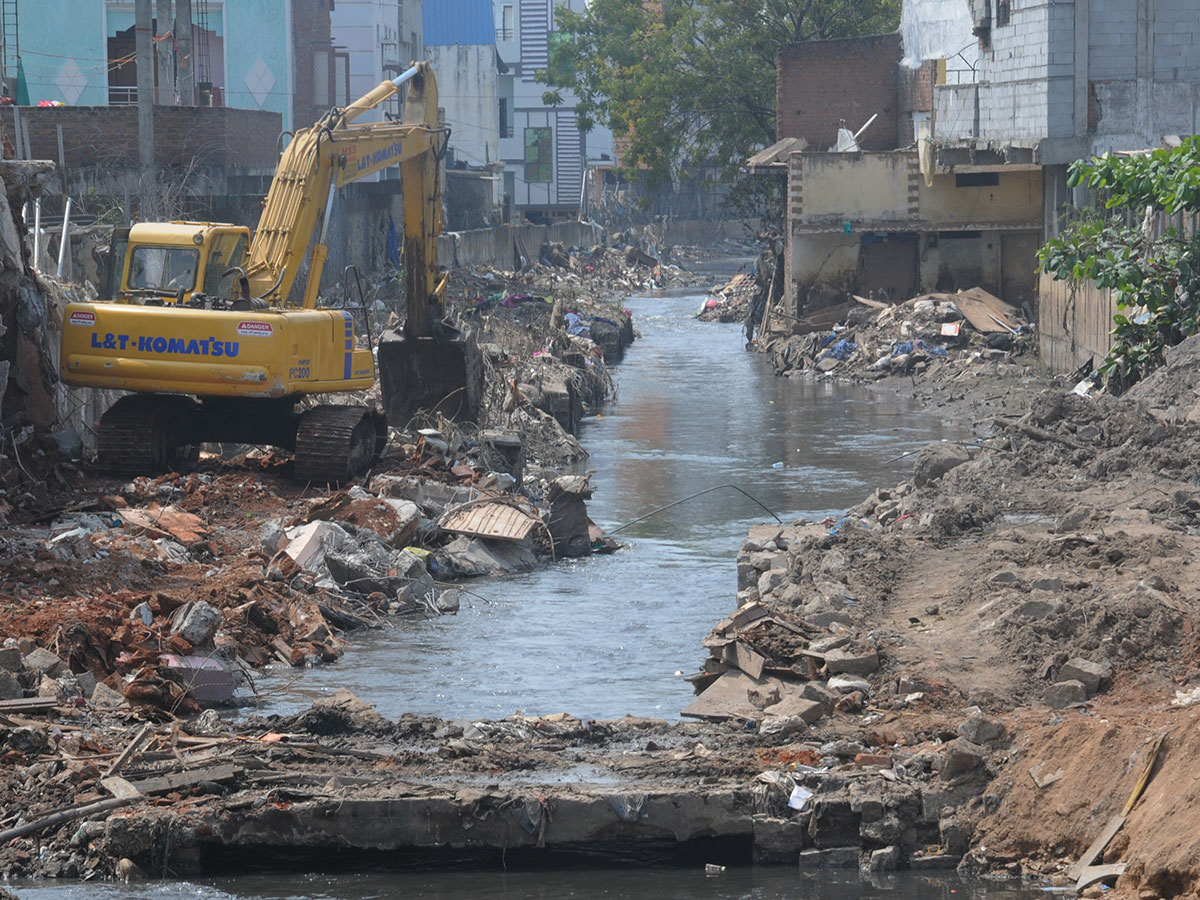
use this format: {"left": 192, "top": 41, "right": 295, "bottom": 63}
{"left": 259, "top": 268, "right": 973, "bottom": 722}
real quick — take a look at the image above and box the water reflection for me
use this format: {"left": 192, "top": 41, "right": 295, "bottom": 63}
{"left": 10, "top": 868, "right": 1048, "bottom": 900}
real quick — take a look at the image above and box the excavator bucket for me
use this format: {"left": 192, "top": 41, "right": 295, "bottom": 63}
{"left": 377, "top": 324, "right": 482, "bottom": 427}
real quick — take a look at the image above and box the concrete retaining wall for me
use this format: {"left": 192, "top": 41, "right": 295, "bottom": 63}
{"left": 440, "top": 222, "right": 604, "bottom": 270}
{"left": 1037, "top": 271, "right": 1119, "bottom": 374}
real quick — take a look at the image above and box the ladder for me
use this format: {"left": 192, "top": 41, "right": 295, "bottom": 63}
{"left": 1, "top": 0, "right": 17, "bottom": 90}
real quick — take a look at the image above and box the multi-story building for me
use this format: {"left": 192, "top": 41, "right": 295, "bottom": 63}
{"left": 424, "top": 0, "right": 503, "bottom": 227}
{"left": 764, "top": 0, "right": 1197, "bottom": 320}
{"left": 18, "top": 0, "right": 335, "bottom": 133}
{"left": 330, "top": 0, "right": 423, "bottom": 124}
{"left": 494, "top": 0, "right": 613, "bottom": 222}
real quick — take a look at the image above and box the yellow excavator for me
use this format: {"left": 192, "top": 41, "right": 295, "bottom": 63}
{"left": 59, "top": 62, "right": 478, "bottom": 483}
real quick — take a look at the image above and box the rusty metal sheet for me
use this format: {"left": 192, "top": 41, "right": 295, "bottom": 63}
{"left": 440, "top": 501, "right": 538, "bottom": 542}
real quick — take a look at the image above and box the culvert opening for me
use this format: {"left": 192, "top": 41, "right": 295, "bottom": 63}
{"left": 197, "top": 835, "right": 755, "bottom": 875}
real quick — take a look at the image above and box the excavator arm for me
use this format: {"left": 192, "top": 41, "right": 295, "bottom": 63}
{"left": 242, "top": 63, "right": 445, "bottom": 317}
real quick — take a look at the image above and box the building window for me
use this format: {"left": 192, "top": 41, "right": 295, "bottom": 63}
{"left": 500, "top": 98, "right": 513, "bottom": 138}
{"left": 499, "top": 5, "right": 514, "bottom": 41}
{"left": 955, "top": 172, "right": 999, "bottom": 188}
{"left": 313, "top": 48, "right": 330, "bottom": 107}
{"left": 524, "top": 127, "right": 552, "bottom": 183}
{"left": 335, "top": 51, "right": 350, "bottom": 105}
{"left": 995, "top": 0, "right": 1011, "bottom": 26}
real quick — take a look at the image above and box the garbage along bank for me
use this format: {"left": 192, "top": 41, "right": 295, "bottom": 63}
{"left": 677, "top": 333, "right": 1200, "bottom": 898}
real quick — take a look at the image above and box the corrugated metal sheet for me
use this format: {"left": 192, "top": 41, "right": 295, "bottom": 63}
{"left": 423, "top": 0, "right": 497, "bottom": 46}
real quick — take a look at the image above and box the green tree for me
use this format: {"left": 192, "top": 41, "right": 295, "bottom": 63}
{"left": 542, "top": 0, "right": 900, "bottom": 192}
{"left": 1038, "top": 137, "right": 1200, "bottom": 391}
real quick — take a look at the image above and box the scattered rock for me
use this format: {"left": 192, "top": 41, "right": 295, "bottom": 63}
{"left": 913, "top": 443, "right": 972, "bottom": 487}
{"left": 22, "top": 647, "right": 66, "bottom": 677}
{"left": 958, "top": 715, "right": 1007, "bottom": 746}
{"left": 1058, "top": 658, "right": 1108, "bottom": 696}
{"left": 1043, "top": 680, "right": 1088, "bottom": 708}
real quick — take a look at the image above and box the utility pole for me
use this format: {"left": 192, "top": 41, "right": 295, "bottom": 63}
{"left": 176, "top": 0, "right": 193, "bottom": 106}
{"left": 155, "top": 0, "right": 174, "bottom": 104}
{"left": 135, "top": 0, "right": 155, "bottom": 210}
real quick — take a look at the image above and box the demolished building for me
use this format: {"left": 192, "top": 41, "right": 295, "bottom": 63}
{"left": 755, "top": 0, "right": 1198, "bottom": 354}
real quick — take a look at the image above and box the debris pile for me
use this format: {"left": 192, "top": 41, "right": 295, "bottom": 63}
{"left": 760, "top": 288, "right": 1034, "bottom": 383}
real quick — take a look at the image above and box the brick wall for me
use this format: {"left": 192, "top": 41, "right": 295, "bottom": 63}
{"left": 776, "top": 33, "right": 903, "bottom": 151}
{"left": 7, "top": 106, "right": 281, "bottom": 170}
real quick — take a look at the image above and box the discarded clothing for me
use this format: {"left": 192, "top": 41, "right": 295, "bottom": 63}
{"left": 892, "top": 339, "right": 948, "bottom": 358}
{"left": 823, "top": 339, "right": 858, "bottom": 361}
{"left": 564, "top": 312, "right": 590, "bottom": 338}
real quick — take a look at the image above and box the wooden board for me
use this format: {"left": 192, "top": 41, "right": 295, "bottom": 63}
{"left": 951, "top": 287, "right": 1022, "bottom": 334}
{"left": 1067, "top": 813, "right": 1125, "bottom": 882}
{"left": 440, "top": 502, "right": 538, "bottom": 542}
{"left": 0, "top": 697, "right": 57, "bottom": 713}
{"left": 126, "top": 763, "right": 240, "bottom": 796}
{"left": 118, "top": 505, "right": 210, "bottom": 544}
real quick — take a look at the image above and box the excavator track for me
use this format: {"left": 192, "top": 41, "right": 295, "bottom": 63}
{"left": 97, "top": 394, "right": 199, "bottom": 474}
{"left": 293, "top": 404, "right": 387, "bottom": 486}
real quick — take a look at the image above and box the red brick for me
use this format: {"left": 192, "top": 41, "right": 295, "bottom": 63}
{"left": 775, "top": 33, "right": 907, "bottom": 150}
{"left": 854, "top": 752, "right": 893, "bottom": 768}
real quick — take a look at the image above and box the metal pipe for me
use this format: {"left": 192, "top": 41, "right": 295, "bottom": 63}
{"left": 56, "top": 198, "right": 72, "bottom": 278}
{"left": 32, "top": 198, "right": 41, "bottom": 271}
{"left": 390, "top": 64, "right": 421, "bottom": 90}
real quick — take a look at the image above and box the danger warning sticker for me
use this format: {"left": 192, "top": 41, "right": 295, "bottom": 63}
{"left": 69, "top": 310, "right": 96, "bottom": 327}
{"left": 237, "top": 321, "right": 273, "bottom": 337}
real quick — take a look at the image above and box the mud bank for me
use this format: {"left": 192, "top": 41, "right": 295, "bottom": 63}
{"left": 681, "top": 333, "right": 1200, "bottom": 898}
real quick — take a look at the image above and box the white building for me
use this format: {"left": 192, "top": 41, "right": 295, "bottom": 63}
{"left": 494, "top": 0, "right": 613, "bottom": 222}
{"left": 330, "top": 0, "right": 423, "bottom": 124}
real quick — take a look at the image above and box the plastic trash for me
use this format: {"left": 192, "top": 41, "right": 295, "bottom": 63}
{"left": 788, "top": 785, "right": 814, "bottom": 811}
{"left": 771, "top": 461, "right": 784, "bottom": 469}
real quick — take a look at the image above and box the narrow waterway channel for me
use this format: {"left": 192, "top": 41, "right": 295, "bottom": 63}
{"left": 10, "top": 260, "right": 1049, "bottom": 900}
{"left": 255, "top": 263, "right": 971, "bottom": 721}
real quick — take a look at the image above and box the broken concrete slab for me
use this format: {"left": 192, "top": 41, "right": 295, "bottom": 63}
{"left": 958, "top": 714, "right": 1007, "bottom": 746}
{"left": 824, "top": 647, "right": 880, "bottom": 675}
{"left": 158, "top": 653, "right": 235, "bottom": 705}
{"left": 170, "top": 600, "right": 223, "bottom": 648}
{"left": 940, "top": 738, "right": 988, "bottom": 778}
{"left": 0, "top": 668, "right": 21, "bottom": 700}
{"left": 282, "top": 520, "right": 351, "bottom": 571}
{"left": 912, "top": 443, "right": 971, "bottom": 487}
{"left": 681, "top": 670, "right": 791, "bottom": 721}
{"left": 762, "top": 695, "right": 825, "bottom": 725}
{"left": 22, "top": 647, "right": 66, "bottom": 678}
{"left": 433, "top": 535, "right": 538, "bottom": 578}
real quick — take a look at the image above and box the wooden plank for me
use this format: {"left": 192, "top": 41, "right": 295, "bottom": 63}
{"left": 0, "top": 697, "right": 57, "bottom": 713}
{"left": 0, "top": 796, "right": 139, "bottom": 844}
{"left": 1067, "top": 813, "right": 1125, "bottom": 882}
{"left": 126, "top": 762, "right": 239, "bottom": 795}
{"left": 952, "top": 287, "right": 1022, "bottom": 333}
{"left": 102, "top": 722, "right": 155, "bottom": 778}
{"left": 852, "top": 294, "right": 891, "bottom": 309}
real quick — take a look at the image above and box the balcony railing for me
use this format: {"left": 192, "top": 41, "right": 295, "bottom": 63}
{"left": 108, "top": 85, "right": 137, "bottom": 105}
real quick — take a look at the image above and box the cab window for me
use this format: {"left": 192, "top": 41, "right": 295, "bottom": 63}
{"left": 203, "top": 233, "right": 249, "bottom": 297}
{"left": 128, "top": 246, "right": 199, "bottom": 293}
